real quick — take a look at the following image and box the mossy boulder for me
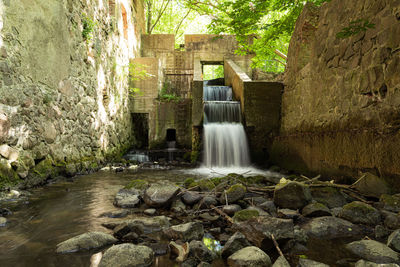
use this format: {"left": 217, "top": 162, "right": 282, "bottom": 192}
{"left": 339, "top": 201, "right": 381, "bottom": 226}
{"left": 99, "top": 243, "right": 154, "bottom": 267}
{"left": 220, "top": 184, "right": 246, "bottom": 204}
{"left": 184, "top": 178, "right": 196, "bottom": 188}
{"left": 302, "top": 202, "right": 332, "bottom": 217}
{"left": 56, "top": 232, "right": 117, "bottom": 253}
{"left": 380, "top": 194, "right": 400, "bottom": 213}
{"left": 197, "top": 180, "right": 215, "bottom": 192}
{"left": 0, "top": 160, "right": 20, "bottom": 188}
{"left": 273, "top": 181, "right": 312, "bottom": 209}
{"left": 233, "top": 209, "right": 259, "bottom": 222}
{"left": 310, "top": 186, "right": 347, "bottom": 208}
{"left": 125, "top": 179, "right": 149, "bottom": 191}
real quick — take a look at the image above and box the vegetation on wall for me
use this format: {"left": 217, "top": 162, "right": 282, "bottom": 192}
{"left": 81, "top": 15, "right": 96, "bottom": 42}
{"left": 336, "top": 19, "right": 375, "bottom": 39}
{"left": 158, "top": 80, "right": 181, "bottom": 102}
{"left": 129, "top": 63, "right": 152, "bottom": 97}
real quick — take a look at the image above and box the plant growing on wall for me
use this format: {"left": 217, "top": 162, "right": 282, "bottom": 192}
{"left": 158, "top": 80, "right": 181, "bottom": 102}
{"left": 336, "top": 19, "right": 375, "bottom": 39}
{"left": 82, "top": 15, "right": 96, "bottom": 42}
{"left": 129, "top": 63, "right": 152, "bottom": 97}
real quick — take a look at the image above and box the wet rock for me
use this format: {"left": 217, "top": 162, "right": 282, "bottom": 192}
{"left": 100, "top": 210, "right": 128, "bottom": 218}
{"left": 310, "top": 186, "right": 347, "bottom": 208}
{"left": 355, "top": 259, "right": 400, "bottom": 266}
{"left": 298, "top": 258, "right": 329, "bottom": 267}
{"left": 354, "top": 172, "right": 391, "bottom": 198}
{"left": 273, "top": 182, "right": 312, "bottom": 209}
{"left": 146, "top": 242, "right": 169, "bottom": 256}
{"left": 277, "top": 209, "right": 300, "bottom": 220}
{"left": 114, "top": 216, "right": 171, "bottom": 236}
{"left": 382, "top": 210, "right": 400, "bottom": 230}
{"left": 246, "top": 206, "right": 270, "bottom": 217}
{"left": 272, "top": 255, "right": 290, "bottom": 267}
{"left": 380, "top": 194, "right": 400, "bottom": 213}
{"left": 0, "top": 208, "right": 12, "bottom": 216}
{"left": 199, "top": 213, "right": 219, "bottom": 222}
{"left": 227, "top": 246, "right": 272, "bottom": 267}
{"left": 220, "top": 184, "right": 246, "bottom": 204}
{"left": 189, "top": 240, "right": 216, "bottom": 262}
{"left": 223, "top": 204, "right": 242, "bottom": 216}
{"left": 375, "top": 225, "right": 391, "bottom": 240}
{"left": 302, "top": 216, "right": 361, "bottom": 239}
{"left": 121, "top": 232, "right": 139, "bottom": 242}
{"left": 302, "top": 203, "right": 331, "bottom": 217}
{"left": 331, "top": 207, "right": 342, "bottom": 217}
{"left": 0, "top": 217, "right": 7, "bottom": 227}
{"left": 124, "top": 179, "right": 149, "bottom": 191}
{"left": 233, "top": 209, "right": 259, "bottom": 222}
{"left": 294, "top": 226, "right": 309, "bottom": 244}
{"left": 234, "top": 216, "right": 294, "bottom": 250}
{"left": 182, "top": 191, "right": 202, "bottom": 205}
{"left": 171, "top": 198, "right": 186, "bottom": 213}
{"left": 182, "top": 257, "right": 201, "bottom": 267}
{"left": 164, "top": 222, "right": 204, "bottom": 242}
{"left": 197, "top": 262, "right": 212, "bottom": 267}
{"left": 144, "top": 209, "right": 157, "bottom": 216}
{"left": 259, "top": 201, "right": 277, "bottom": 216}
{"left": 199, "top": 196, "right": 218, "bottom": 208}
{"left": 221, "top": 232, "right": 251, "bottom": 258}
{"left": 113, "top": 188, "right": 140, "bottom": 208}
{"left": 143, "top": 183, "right": 180, "bottom": 208}
{"left": 387, "top": 230, "right": 400, "bottom": 252}
{"left": 209, "top": 227, "right": 221, "bottom": 234}
{"left": 102, "top": 222, "right": 119, "bottom": 230}
{"left": 56, "top": 232, "right": 117, "bottom": 253}
{"left": 346, "top": 240, "right": 400, "bottom": 264}
{"left": 113, "top": 223, "right": 133, "bottom": 239}
{"left": 99, "top": 243, "right": 154, "bottom": 267}
{"left": 339, "top": 201, "right": 381, "bottom": 226}
{"left": 250, "top": 196, "right": 269, "bottom": 206}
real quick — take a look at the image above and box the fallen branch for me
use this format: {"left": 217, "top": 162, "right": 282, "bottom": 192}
{"left": 211, "top": 204, "right": 234, "bottom": 224}
{"left": 271, "top": 234, "right": 284, "bottom": 258}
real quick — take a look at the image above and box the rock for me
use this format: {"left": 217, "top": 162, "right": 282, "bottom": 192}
{"left": 0, "top": 113, "right": 10, "bottom": 143}
{"left": 171, "top": 198, "right": 186, "bottom": 213}
{"left": 221, "top": 232, "right": 251, "bottom": 258}
{"left": 0, "top": 144, "right": 18, "bottom": 161}
{"left": 124, "top": 179, "right": 149, "bottom": 191}
{"left": 346, "top": 240, "right": 400, "bottom": 264}
{"left": 354, "top": 172, "right": 391, "bottom": 198}
{"left": 233, "top": 209, "right": 259, "bottom": 222}
{"left": 146, "top": 242, "right": 169, "bottom": 256}
{"left": 164, "top": 222, "right": 204, "bottom": 242}
{"left": 331, "top": 207, "right": 342, "bottom": 217}
{"left": 355, "top": 259, "right": 400, "bottom": 266}
{"left": 170, "top": 241, "right": 190, "bottom": 262}
{"left": 310, "top": 186, "right": 347, "bottom": 208}
{"left": 234, "top": 216, "right": 294, "bottom": 250}
{"left": 302, "top": 203, "right": 332, "bottom": 217}
{"left": 144, "top": 209, "right": 156, "bottom": 216}
{"left": 199, "top": 196, "right": 218, "bottom": 208}
{"left": 220, "top": 184, "right": 246, "bottom": 204}
{"left": 182, "top": 257, "right": 201, "bottom": 267}
{"left": 277, "top": 209, "right": 300, "bottom": 220}
{"left": 387, "top": 230, "right": 400, "bottom": 252}
{"left": 121, "top": 232, "right": 139, "bottom": 242}
{"left": 0, "top": 208, "right": 12, "bottom": 216}
{"left": 246, "top": 206, "right": 270, "bottom": 216}
{"left": 223, "top": 204, "right": 242, "bottom": 216}
{"left": 197, "top": 262, "right": 212, "bottom": 267}
{"left": 298, "top": 258, "right": 329, "bottom": 267}
{"left": 99, "top": 243, "right": 154, "bottom": 267}
{"left": 380, "top": 194, "right": 400, "bottom": 213}
{"left": 273, "top": 182, "right": 312, "bottom": 209}
{"left": 382, "top": 211, "right": 400, "bottom": 230}
{"left": 227, "top": 246, "right": 272, "bottom": 267}
{"left": 100, "top": 210, "right": 128, "bottom": 218}
{"left": 189, "top": 240, "right": 216, "bottom": 263}
{"left": 0, "top": 217, "right": 7, "bottom": 227}
{"left": 42, "top": 121, "right": 57, "bottom": 144}
{"left": 199, "top": 213, "right": 219, "bottom": 222}
{"left": 182, "top": 191, "right": 202, "bottom": 205}
{"left": 113, "top": 216, "right": 171, "bottom": 236}
{"left": 302, "top": 216, "right": 362, "bottom": 239}
{"left": 250, "top": 196, "right": 269, "bottom": 206}
{"left": 375, "top": 225, "right": 391, "bottom": 240}
{"left": 56, "top": 232, "right": 117, "bottom": 253}
{"left": 113, "top": 188, "right": 140, "bottom": 208}
{"left": 294, "top": 226, "right": 309, "bottom": 244}
{"left": 339, "top": 201, "right": 381, "bottom": 226}
{"left": 272, "top": 255, "right": 290, "bottom": 267}
{"left": 259, "top": 201, "right": 277, "bottom": 216}
{"left": 144, "top": 183, "right": 180, "bottom": 208}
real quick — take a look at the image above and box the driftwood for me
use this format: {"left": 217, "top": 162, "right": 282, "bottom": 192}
{"left": 211, "top": 205, "right": 234, "bottom": 224}
{"left": 271, "top": 234, "right": 284, "bottom": 258}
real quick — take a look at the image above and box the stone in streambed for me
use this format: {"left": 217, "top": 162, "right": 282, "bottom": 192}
{"left": 310, "top": 186, "right": 347, "bottom": 208}
{"left": 302, "top": 203, "right": 332, "bottom": 217}
{"left": 0, "top": 217, "right": 6, "bottom": 227}
{"left": 99, "top": 243, "right": 154, "bottom": 267}
{"left": 387, "top": 229, "right": 400, "bottom": 252}
{"left": 346, "top": 240, "right": 400, "bottom": 264}
{"left": 339, "top": 201, "right": 381, "bottom": 226}
{"left": 302, "top": 216, "right": 362, "bottom": 239}
{"left": 164, "top": 222, "right": 204, "bottom": 242}
{"left": 113, "top": 188, "right": 140, "bottom": 208}
{"left": 220, "top": 184, "right": 246, "bottom": 204}
{"left": 273, "top": 181, "right": 312, "bottom": 209}
{"left": 144, "top": 183, "right": 180, "bottom": 208}
{"left": 182, "top": 191, "right": 202, "bottom": 205}
{"left": 227, "top": 246, "right": 272, "bottom": 267}
{"left": 223, "top": 204, "right": 242, "bottom": 216}
{"left": 113, "top": 216, "right": 171, "bottom": 237}
{"left": 380, "top": 194, "right": 400, "bottom": 213}
{"left": 298, "top": 258, "right": 329, "bottom": 267}
{"left": 272, "top": 255, "right": 290, "bottom": 267}
{"left": 189, "top": 240, "right": 216, "bottom": 263}
{"left": 221, "top": 232, "right": 251, "bottom": 258}
{"left": 355, "top": 259, "right": 399, "bottom": 266}
{"left": 56, "top": 232, "right": 117, "bottom": 253}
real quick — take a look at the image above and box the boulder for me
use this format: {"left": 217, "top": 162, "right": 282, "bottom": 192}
{"left": 310, "top": 186, "right": 347, "bottom": 208}
{"left": 233, "top": 216, "right": 294, "bottom": 250}
{"left": 99, "top": 243, "right": 154, "bottom": 267}
{"left": 198, "top": 196, "right": 218, "bottom": 208}
{"left": 0, "top": 113, "right": 10, "bottom": 143}
{"left": 171, "top": 198, "right": 186, "bottom": 213}
{"left": 302, "top": 216, "right": 362, "bottom": 239}
{"left": 272, "top": 256, "right": 290, "bottom": 267}
{"left": 197, "top": 262, "right": 212, "bottom": 267}
{"left": 56, "top": 232, "right": 117, "bottom": 253}
{"left": 354, "top": 173, "right": 391, "bottom": 198}
{"left": 220, "top": 184, "right": 246, "bottom": 204}
{"left": 387, "top": 230, "right": 400, "bottom": 252}
{"left": 298, "top": 258, "right": 329, "bottom": 267}
{"left": 339, "top": 201, "right": 381, "bottom": 226}
{"left": 113, "top": 216, "right": 170, "bottom": 236}
{"left": 346, "top": 240, "right": 400, "bottom": 264}
{"left": 227, "top": 246, "right": 272, "bottom": 267}
{"left": 273, "top": 182, "right": 312, "bottom": 209}
{"left": 164, "top": 222, "right": 204, "bottom": 242}
{"left": 221, "top": 232, "right": 251, "bottom": 258}
{"left": 114, "top": 188, "right": 141, "bottom": 208}
{"left": 380, "top": 194, "right": 400, "bottom": 213}
{"left": 189, "top": 240, "right": 216, "bottom": 262}
{"left": 355, "top": 259, "right": 399, "bottom": 266}
{"left": 259, "top": 201, "right": 277, "bottom": 216}
{"left": 100, "top": 210, "right": 128, "bottom": 218}
{"left": 302, "top": 203, "right": 332, "bottom": 217}
{"left": 223, "top": 204, "right": 242, "bottom": 216}
{"left": 382, "top": 210, "right": 400, "bottom": 230}
{"left": 277, "top": 209, "right": 300, "bottom": 220}
{"left": 0, "top": 216, "right": 6, "bottom": 227}
{"left": 144, "top": 209, "right": 156, "bottom": 216}
{"left": 182, "top": 191, "right": 203, "bottom": 205}
{"left": 233, "top": 209, "right": 260, "bottom": 222}
{"left": 375, "top": 225, "right": 391, "bottom": 240}
{"left": 143, "top": 183, "right": 180, "bottom": 208}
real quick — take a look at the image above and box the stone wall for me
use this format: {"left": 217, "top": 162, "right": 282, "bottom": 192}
{"left": 0, "top": 0, "right": 145, "bottom": 188}
{"left": 271, "top": 0, "right": 400, "bottom": 185}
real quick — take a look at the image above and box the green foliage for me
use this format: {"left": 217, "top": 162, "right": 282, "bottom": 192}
{"left": 158, "top": 80, "right": 181, "bottom": 102}
{"left": 129, "top": 63, "right": 152, "bottom": 97}
{"left": 203, "top": 65, "right": 224, "bottom": 80}
{"left": 82, "top": 15, "right": 96, "bottom": 42}
{"left": 336, "top": 19, "right": 375, "bottom": 39}
{"left": 233, "top": 209, "right": 259, "bottom": 222}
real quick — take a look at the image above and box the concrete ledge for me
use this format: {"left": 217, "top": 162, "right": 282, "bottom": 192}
{"left": 192, "top": 58, "right": 203, "bottom": 126}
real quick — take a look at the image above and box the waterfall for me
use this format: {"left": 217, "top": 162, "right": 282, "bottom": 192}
{"left": 203, "top": 85, "right": 250, "bottom": 168}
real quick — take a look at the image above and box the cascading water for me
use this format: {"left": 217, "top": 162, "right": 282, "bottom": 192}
{"left": 203, "top": 84, "right": 250, "bottom": 168}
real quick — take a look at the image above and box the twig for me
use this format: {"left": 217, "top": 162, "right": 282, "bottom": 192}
{"left": 224, "top": 190, "right": 228, "bottom": 206}
{"left": 350, "top": 174, "right": 366, "bottom": 188}
{"left": 211, "top": 205, "right": 234, "bottom": 224}
{"left": 271, "top": 234, "right": 284, "bottom": 258}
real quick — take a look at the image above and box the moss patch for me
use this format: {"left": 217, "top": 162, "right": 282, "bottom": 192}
{"left": 184, "top": 178, "right": 196, "bottom": 188}
{"left": 233, "top": 209, "right": 259, "bottom": 222}
{"left": 125, "top": 179, "right": 149, "bottom": 190}
{"left": 198, "top": 180, "right": 215, "bottom": 191}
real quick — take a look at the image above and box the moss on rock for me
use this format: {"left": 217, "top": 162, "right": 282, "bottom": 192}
{"left": 125, "top": 179, "right": 149, "bottom": 190}
{"left": 233, "top": 210, "right": 259, "bottom": 222}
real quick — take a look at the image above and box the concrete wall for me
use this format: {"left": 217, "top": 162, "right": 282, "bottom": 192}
{"left": 271, "top": 0, "right": 400, "bottom": 185}
{"left": 224, "top": 60, "right": 283, "bottom": 163}
{"left": 0, "top": 0, "right": 145, "bottom": 188}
